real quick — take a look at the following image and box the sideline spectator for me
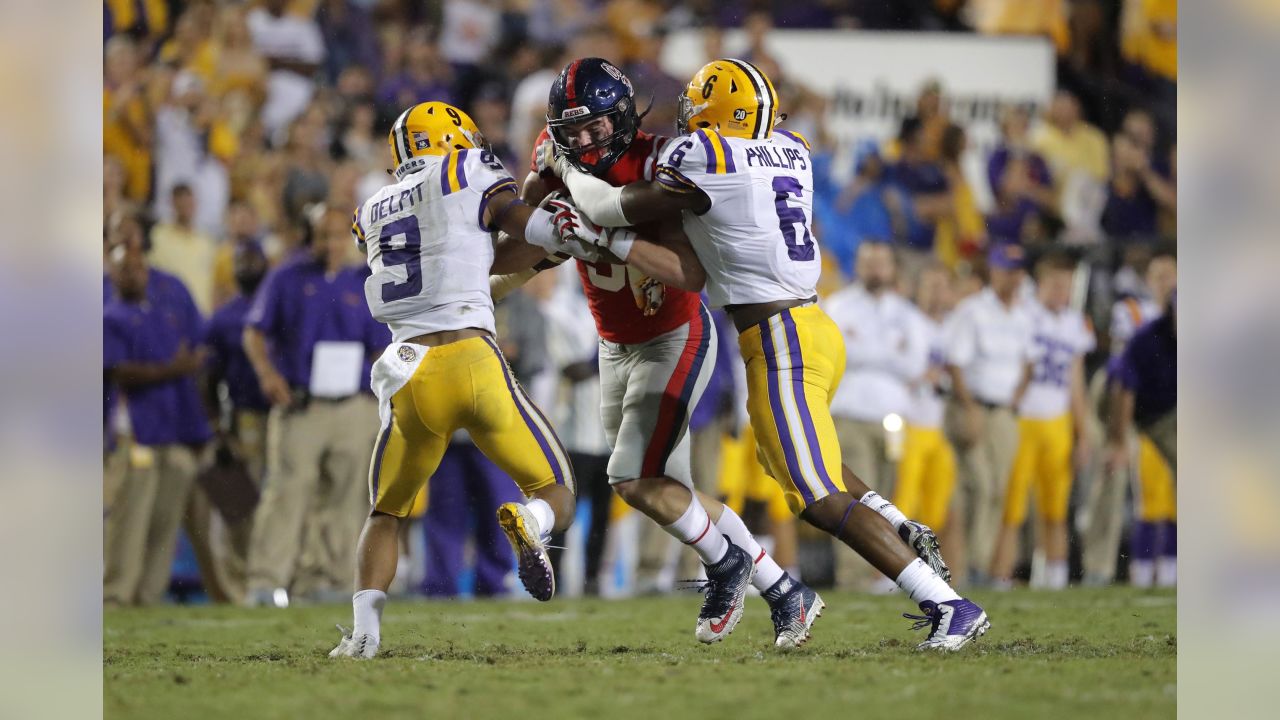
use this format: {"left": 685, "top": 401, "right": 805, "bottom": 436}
{"left": 241, "top": 207, "right": 387, "bottom": 606}
{"left": 103, "top": 239, "right": 215, "bottom": 606}
{"left": 942, "top": 243, "right": 1035, "bottom": 586}
{"left": 204, "top": 241, "right": 272, "bottom": 603}
{"left": 149, "top": 184, "right": 217, "bottom": 314}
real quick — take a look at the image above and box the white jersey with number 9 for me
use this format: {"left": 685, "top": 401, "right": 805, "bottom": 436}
{"left": 353, "top": 149, "right": 517, "bottom": 342}
{"left": 654, "top": 128, "right": 820, "bottom": 308}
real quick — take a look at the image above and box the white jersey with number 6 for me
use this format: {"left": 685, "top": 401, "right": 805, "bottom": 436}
{"left": 353, "top": 149, "right": 517, "bottom": 342}
{"left": 655, "top": 128, "right": 820, "bottom": 308}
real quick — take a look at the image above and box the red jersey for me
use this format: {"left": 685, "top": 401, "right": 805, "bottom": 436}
{"left": 530, "top": 128, "right": 702, "bottom": 344}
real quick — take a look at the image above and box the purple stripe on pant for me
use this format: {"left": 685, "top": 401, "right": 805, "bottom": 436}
{"left": 481, "top": 337, "right": 568, "bottom": 489}
{"left": 781, "top": 310, "right": 840, "bottom": 494}
{"left": 760, "top": 317, "right": 816, "bottom": 506}
{"left": 368, "top": 417, "right": 394, "bottom": 506}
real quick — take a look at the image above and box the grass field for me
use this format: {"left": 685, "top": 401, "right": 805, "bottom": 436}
{"left": 104, "top": 587, "right": 1175, "bottom": 719}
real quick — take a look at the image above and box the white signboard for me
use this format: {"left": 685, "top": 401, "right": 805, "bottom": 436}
{"left": 661, "top": 31, "right": 1056, "bottom": 211}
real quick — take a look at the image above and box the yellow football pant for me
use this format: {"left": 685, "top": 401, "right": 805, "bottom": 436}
{"left": 369, "top": 336, "right": 574, "bottom": 517}
{"left": 1134, "top": 435, "right": 1176, "bottom": 521}
{"left": 738, "top": 305, "right": 849, "bottom": 516}
{"left": 1003, "top": 414, "right": 1074, "bottom": 525}
{"left": 894, "top": 425, "right": 956, "bottom": 531}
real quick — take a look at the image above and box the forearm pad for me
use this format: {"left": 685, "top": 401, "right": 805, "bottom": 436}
{"left": 562, "top": 167, "right": 630, "bottom": 226}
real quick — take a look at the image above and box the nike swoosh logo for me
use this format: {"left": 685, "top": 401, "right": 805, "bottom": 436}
{"left": 709, "top": 604, "right": 736, "bottom": 634}
{"left": 800, "top": 602, "right": 806, "bottom": 624}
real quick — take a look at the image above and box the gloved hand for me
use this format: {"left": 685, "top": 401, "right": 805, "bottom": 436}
{"left": 546, "top": 194, "right": 637, "bottom": 260}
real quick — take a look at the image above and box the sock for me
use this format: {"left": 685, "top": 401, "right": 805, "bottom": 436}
{"left": 895, "top": 558, "right": 961, "bottom": 606}
{"left": 664, "top": 495, "right": 729, "bottom": 565}
{"left": 352, "top": 589, "right": 386, "bottom": 641}
{"left": 860, "top": 491, "right": 907, "bottom": 531}
{"left": 1046, "top": 560, "right": 1069, "bottom": 590}
{"left": 1157, "top": 521, "right": 1177, "bottom": 587}
{"left": 525, "top": 498, "right": 555, "bottom": 542}
{"left": 715, "top": 505, "right": 785, "bottom": 590}
{"left": 1130, "top": 559, "right": 1155, "bottom": 588}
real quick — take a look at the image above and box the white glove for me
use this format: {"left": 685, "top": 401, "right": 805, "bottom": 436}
{"left": 546, "top": 196, "right": 636, "bottom": 261}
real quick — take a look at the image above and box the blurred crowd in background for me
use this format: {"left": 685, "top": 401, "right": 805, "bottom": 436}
{"left": 103, "top": 0, "right": 1177, "bottom": 607}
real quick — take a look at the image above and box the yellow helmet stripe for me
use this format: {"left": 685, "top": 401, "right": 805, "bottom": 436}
{"left": 725, "top": 58, "right": 773, "bottom": 139}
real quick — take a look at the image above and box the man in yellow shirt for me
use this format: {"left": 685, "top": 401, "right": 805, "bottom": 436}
{"left": 149, "top": 184, "right": 217, "bottom": 314}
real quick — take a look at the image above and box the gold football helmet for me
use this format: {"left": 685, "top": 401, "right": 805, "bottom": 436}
{"left": 387, "top": 101, "right": 485, "bottom": 176}
{"left": 677, "top": 58, "right": 779, "bottom": 140}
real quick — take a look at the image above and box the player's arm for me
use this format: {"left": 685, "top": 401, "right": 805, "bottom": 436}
{"left": 108, "top": 345, "right": 206, "bottom": 388}
{"left": 614, "top": 217, "right": 706, "bottom": 292}
{"left": 242, "top": 327, "right": 292, "bottom": 407}
{"left": 491, "top": 171, "right": 556, "bottom": 275}
{"left": 1069, "top": 354, "right": 1091, "bottom": 465}
{"left": 1011, "top": 361, "right": 1034, "bottom": 409}
{"left": 549, "top": 143, "right": 710, "bottom": 226}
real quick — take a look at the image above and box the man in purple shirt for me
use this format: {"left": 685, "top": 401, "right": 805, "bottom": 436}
{"left": 204, "top": 240, "right": 271, "bottom": 602}
{"left": 103, "top": 239, "right": 214, "bottom": 606}
{"left": 1108, "top": 297, "right": 1177, "bottom": 472}
{"left": 241, "top": 208, "right": 390, "bottom": 606}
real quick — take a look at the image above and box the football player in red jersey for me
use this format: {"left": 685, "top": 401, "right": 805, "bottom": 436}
{"left": 493, "top": 58, "right": 822, "bottom": 649}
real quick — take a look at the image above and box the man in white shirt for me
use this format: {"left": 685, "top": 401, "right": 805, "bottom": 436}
{"left": 823, "top": 242, "right": 929, "bottom": 588}
{"left": 943, "top": 243, "right": 1035, "bottom": 585}
{"left": 247, "top": 0, "right": 325, "bottom": 140}
{"left": 990, "top": 252, "right": 1094, "bottom": 589}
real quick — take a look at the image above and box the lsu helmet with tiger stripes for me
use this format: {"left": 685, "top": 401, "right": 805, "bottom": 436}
{"left": 677, "top": 58, "right": 779, "bottom": 140}
{"left": 388, "top": 101, "right": 486, "bottom": 179}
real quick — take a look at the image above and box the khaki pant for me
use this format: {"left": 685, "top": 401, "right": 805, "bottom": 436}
{"left": 1144, "top": 411, "right": 1177, "bottom": 474}
{"left": 217, "top": 409, "right": 269, "bottom": 603}
{"left": 245, "top": 395, "right": 379, "bottom": 597}
{"left": 103, "top": 444, "right": 198, "bottom": 606}
{"left": 833, "top": 416, "right": 897, "bottom": 588}
{"left": 947, "top": 404, "right": 1019, "bottom": 575}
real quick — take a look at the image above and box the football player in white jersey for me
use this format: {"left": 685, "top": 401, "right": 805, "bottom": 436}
{"left": 543, "top": 59, "right": 989, "bottom": 650}
{"left": 990, "top": 251, "right": 1095, "bottom": 589}
{"left": 330, "top": 101, "right": 601, "bottom": 659}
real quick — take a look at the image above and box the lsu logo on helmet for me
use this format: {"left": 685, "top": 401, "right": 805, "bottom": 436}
{"left": 677, "top": 58, "right": 779, "bottom": 140}
{"left": 388, "top": 101, "right": 485, "bottom": 178}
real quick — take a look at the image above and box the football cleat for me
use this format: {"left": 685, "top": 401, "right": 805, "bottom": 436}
{"left": 695, "top": 542, "right": 755, "bottom": 644}
{"left": 899, "top": 520, "right": 951, "bottom": 583}
{"left": 905, "top": 599, "right": 991, "bottom": 652}
{"left": 762, "top": 574, "right": 825, "bottom": 650}
{"left": 497, "top": 502, "right": 555, "bottom": 602}
{"left": 329, "top": 625, "right": 379, "bottom": 659}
